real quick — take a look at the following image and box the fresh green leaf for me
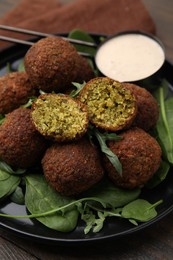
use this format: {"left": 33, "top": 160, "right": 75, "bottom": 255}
{"left": 94, "top": 129, "right": 122, "bottom": 175}
{"left": 68, "top": 29, "right": 96, "bottom": 57}
{"left": 0, "top": 169, "right": 21, "bottom": 199}
{"left": 154, "top": 87, "right": 173, "bottom": 164}
{"left": 82, "top": 179, "right": 141, "bottom": 208}
{"left": 0, "top": 114, "right": 5, "bottom": 125}
{"left": 121, "top": 199, "right": 163, "bottom": 222}
{"left": 0, "top": 160, "right": 26, "bottom": 175}
{"left": 25, "top": 174, "right": 79, "bottom": 232}
{"left": 21, "top": 96, "right": 37, "bottom": 108}
{"left": 17, "top": 59, "right": 25, "bottom": 72}
{"left": 10, "top": 186, "right": 25, "bottom": 204}
{"left": 6, "top": 62, "right": 12, "bottom": 73}
{"left": 70, "top": 81, "right": 86, "bottom": 97}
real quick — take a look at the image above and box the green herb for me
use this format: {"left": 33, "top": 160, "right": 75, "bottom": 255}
{"left": 121, "top": 199, "right": 163, "bottom": 222}
{"left": 79, "top": 204, "right": 113, "bottom": 234}
{"left": 6, "top": 62, "right": 12, "bottom": 73}
{"left": 0, "top": 160, "right": 26, "bottom": 175}
{"left": 0, "top": 174, "right": 162, "bottom": 234}
{"left": 17, "top": 59, "right": 25, "bottom": 72}
{"left": 79, "top": 180, "right": 140, "bottom": 233}
{"left": 70, "top": 81, "right": 86, "bottom": 97}
{"left": 0, "top": 169, "right": 21, "bottom": 200}
{"left": 25, "top": 174, "right": 79, "bottom": 232}
{"left": 68, "top": 29, "right": 96, "bottom": 57}
{"left": 68, "top": 29, "right": 99, "bottom": 76}
{"left": 21, "top": 96, "right": 37, "bottom": 108}
{"left": 154, "top": 81, "right": 173, "bottom": 164}
{"left": 93, "top": 128, "right": 123, "bottom": 175}
{"left": 0, "top": 114, "right": 5, "bottom": 125}
{"left": 82, "top": 179, "right": 141, "bottom": 208}
{"left": 10, "top": 186, "right": 25, "bottom": 205}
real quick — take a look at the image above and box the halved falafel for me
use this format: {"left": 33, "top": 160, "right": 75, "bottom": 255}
{"left": 42, "top": 137, "right": 104, "bottom": 196}
{"left": 31, "top": 94, "right": 89, "bottom": 142}
{"left": 123, "top": 83, "right": 159, "bottom": 131}
{"left": 103, "top": 127, "right": 162, "bottom": 189}
{"left": 0, "top": 107, "right": 47, "bottom": 168}
{"left": 0, "top": 71, "right": 36, "bottom": 115}
{"left": 79, "top": 77, "right": 137, "bottom": 132}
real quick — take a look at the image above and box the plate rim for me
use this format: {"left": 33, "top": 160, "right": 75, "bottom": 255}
{"left": 0, "top": 33, "right": 173, "bottom": 245}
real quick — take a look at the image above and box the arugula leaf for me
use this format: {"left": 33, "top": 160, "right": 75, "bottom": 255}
{"left": 21, "top": 96, "right": 37, "bottom": 108}
{"left": 94, "top": 128, "right": 122, "bottom": 175}
{"left": 154, "top": 83, "right": 173, "bottom": 164}
{"left": 70, "top": 81, "right": 86, "bottom": 97}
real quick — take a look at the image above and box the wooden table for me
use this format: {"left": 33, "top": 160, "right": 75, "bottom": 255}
{"left": 0, "top": 0, "right": 173, "bottom": 259}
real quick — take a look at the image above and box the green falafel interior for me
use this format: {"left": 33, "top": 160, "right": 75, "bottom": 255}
{"left": 79, "top": 77, "right": 137, "bottom": 131}
{"left": 31, "top": 94, "right": 88, "bottom": 142}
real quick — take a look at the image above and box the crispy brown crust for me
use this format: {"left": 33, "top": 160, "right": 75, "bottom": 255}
{"left": 103, "top": 127, "right": 162, "bottom": 189}
{"left": 79, "top": 77, "right": 137, "bottom": 132}
{"left": 24, "top": 36, "right": 80, "bottom": 93}
{"left": 0, "top": 107, "right": 47, "bottom": 168}
{"left": 74, "top": 55, "right": 95, "bottom": 83}
{"left": 0, "top": 72, "right": 36, "bottom": 115}
{"left": 31, "top": 93, "right": 89, "bottom": 142}
{"left": 42, "top": 137, "right": 104, "bottom": 196}
{"left": 123, "top": 83, "right": 159, "bottom": 131}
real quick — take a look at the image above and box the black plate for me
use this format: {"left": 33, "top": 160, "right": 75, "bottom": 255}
{"left": 0, "top": 33, "right": 173, "bottom": 245}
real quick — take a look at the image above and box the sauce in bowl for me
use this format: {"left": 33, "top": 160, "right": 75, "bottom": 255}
{"left": 95, "top": 32, "right": 165, "bottom": 82}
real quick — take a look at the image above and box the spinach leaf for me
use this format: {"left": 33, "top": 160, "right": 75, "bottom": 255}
{"left": 0, "top": 169, "right": 21, "bottom": 199}
{"left": 121, "top": 199, "right": 163, "bottom": 222}
{"left": 25, "top": 174, "right": 79, "bottom": 232}
{"left": 10, "top": 186, "right": 25, "bottom": 205}
{"left": 82, "top": 179, "right": 141, "bottom": 208}
{"left": 0, "top": 160, "right": 26, "bottom": 175}
{"left": 68, "top": 29, "right": 96, "bottom": 56}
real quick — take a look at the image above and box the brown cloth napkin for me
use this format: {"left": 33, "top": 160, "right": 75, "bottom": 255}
{"left": 0, "top": 0, "right": 156, "bottom": 50}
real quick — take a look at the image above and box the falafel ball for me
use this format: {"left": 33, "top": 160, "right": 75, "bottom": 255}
{"left": 0, "top": 107, "right": 47, "bottom": 168}
{"left": 79, "top": 77, "right": 137, "bottom": 132}
{"left": 31, "top": 94, "right": 89, "bottom": 142}
{"left": 24, "top": 36, "right": 81, "bottom": 93}
{"left": 74, "top": 55, "right": 95, "bottom": 83}
{"left": 103, "top": 127, "right": 162, "bottom": 189}
{"left": 123, "top": 83, "right": 159, "bottom": 131}
{"left": 0, "top": 71, "right": 36, "bottom": 115}
{"left": 42, "top": 137, "right": 104, "bottom": 196}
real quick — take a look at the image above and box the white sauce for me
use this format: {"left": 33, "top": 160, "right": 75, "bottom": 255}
{"left": 95, "top": 33, "right": 165, "bottom": 82}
